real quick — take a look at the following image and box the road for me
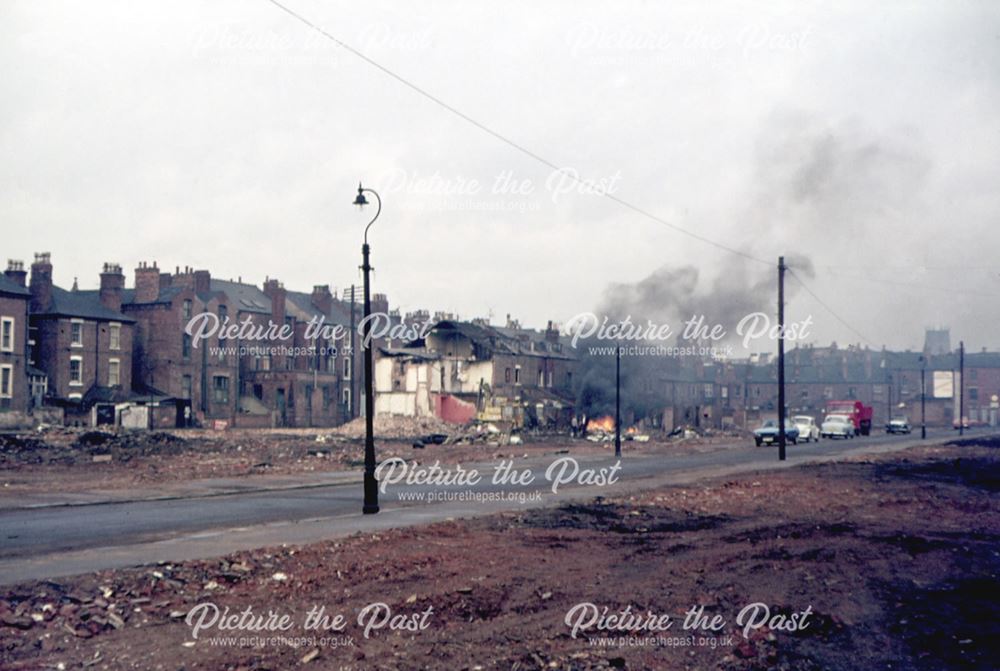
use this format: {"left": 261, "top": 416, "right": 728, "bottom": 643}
{"left": 0, "top": 429, "right": 980, "bottom": 584}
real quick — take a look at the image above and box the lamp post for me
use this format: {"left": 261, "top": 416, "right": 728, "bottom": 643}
{"left": 353, "top": 182, "right": 381, "bottom": 514}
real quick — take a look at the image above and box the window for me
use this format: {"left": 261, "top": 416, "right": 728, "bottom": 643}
{"left": 181, "top": 374, "right": 192, "bottom": 399}
{"left": 514, "top": 365, "right": 521, "bottom": 384}
{"left": 182, "top": 333, "right": 192, "bottom": 359}
{"left": 213, "top": 375, "right": 229, "bottom": 403}
{"left": 721, "top": 386, "right": 729, "bottom": 399}
{"left": 108, "top": 323, "right": 121, "bottom": 350}
{"left": 704, "top": 384, "right": 714, "bottom": 399}
{"left": 0, "top": 317, "right": 13, "bottom": 352}
{"left": 343, "top": 356, "right": 352, "bottom": 379}
{"left": 108, "top": 359, "right": 120, "bottom": 387}
{"left": 0, "top": 364, "right": 12, "bottom": 398}
{"left": 218, "top": 305, "right": 227, "bottom": 323}
{"left": 342, "top": 388, "right": 351, "bottom": 408}
{"left": 71, "top": 321, "right": 83, "bottom": 347}
{"left": 182, "top": 300, "right": 192, "bottom": 320}
{"left": 538, "top": 369, "right": 544, "bottom": 386}
{"left": 69, "top": 356, "right": 83, "bottom": 385}
{"left": 969, "top": 388, "right": 979, "bottom": 402}
{"left": 322, "top": 385, "right": 332, "bottom": 411}
{"left": 505, "top": 367, "right": 511, "bottom": 383}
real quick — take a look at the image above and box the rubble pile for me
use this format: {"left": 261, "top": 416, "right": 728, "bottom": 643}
{"left": 327, "top": 415, "right": 459, "bottom": 440}
{"left": 0, "top": 431, "right": 191, "bottom": 467}
{"left": 0, "top": 549, "right": 300, "bottom": 659}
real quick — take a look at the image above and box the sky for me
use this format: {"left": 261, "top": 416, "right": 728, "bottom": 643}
{"left": 1, "top": 0, "right": 998, "bottom": 352}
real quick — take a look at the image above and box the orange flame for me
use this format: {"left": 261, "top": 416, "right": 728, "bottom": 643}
{"left": 586, "top": 415, "right": 615, "bottom": 432}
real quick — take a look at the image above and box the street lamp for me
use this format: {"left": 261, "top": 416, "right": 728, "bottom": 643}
{"left": 353, "top": 182, "right": 381, "bottom": 514}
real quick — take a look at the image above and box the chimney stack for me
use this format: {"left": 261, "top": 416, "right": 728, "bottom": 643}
{"left": 311, "top": 285, "right": 332, "bottom": 315}
{"left": 4, "top": 259, "right": 26, "bottom": 287}
{"left": 371, "top": 292, "right": 389, "bottom": 316}
{"left": 263, "top": 278, "right": 286, "bottom": 323}
{"left": 545, "top": 320, "right": 560, "bottom": 344}
{"left": 134, "top": 261, "right": 160, "bottom": 303}
{"left": 29, "top": 252, "right": 53, "bottom": 312}
{"left": 99, "top": 262, "right": 124, "bottom": 312}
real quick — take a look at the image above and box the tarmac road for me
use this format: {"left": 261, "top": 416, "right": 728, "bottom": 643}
{"left": 0, "top": 428, "right": 982, "bottom": 584}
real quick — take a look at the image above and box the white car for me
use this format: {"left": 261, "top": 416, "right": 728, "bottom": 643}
{"left": 791, "top": 415, "right": 820, "bottom": 442}
{"left": 820, "top": 414, "right": 855, "bottom": 439}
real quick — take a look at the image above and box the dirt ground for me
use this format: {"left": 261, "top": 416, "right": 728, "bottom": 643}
{"left": 0, "top": 425, "right": 735, "bottom": 497}
{"left": 1, "top": 437, "right": 997, "bottom": 670}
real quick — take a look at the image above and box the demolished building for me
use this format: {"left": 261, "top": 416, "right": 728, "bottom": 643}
{"left": 375, "top": 318, "right": 578, "bottom": 429}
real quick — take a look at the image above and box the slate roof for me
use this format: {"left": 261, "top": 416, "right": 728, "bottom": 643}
{"left": 285, "top": 291, "right": 352, "bottom": 328}
{"left": 120, "top": 286, "right": 187, "bottom": 306}
{"left": 0, "top": 275, "right": 30, "bottom": 297}
{"left": 36, "top": 287, "right": 134, "bottom": 322}
{"left": 430, "top": 320, "right": 577, "bottom": 361}
{"left": 209, "top": 279, "right": 271, "bottom": 314}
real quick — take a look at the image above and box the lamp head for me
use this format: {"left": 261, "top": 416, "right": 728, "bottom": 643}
{"left": 353, "top": 182, "right": 369, "bottom": 207}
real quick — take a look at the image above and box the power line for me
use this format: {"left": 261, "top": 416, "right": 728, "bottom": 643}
{"left": 262, "top": 0, "right": 771, "bottom": 267}
{"left": 787, "top": 268, "right": 873, "bottom": 346}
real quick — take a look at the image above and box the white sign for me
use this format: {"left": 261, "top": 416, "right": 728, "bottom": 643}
{"left": 932, "top": 370, "right": 954, "bottom": 399}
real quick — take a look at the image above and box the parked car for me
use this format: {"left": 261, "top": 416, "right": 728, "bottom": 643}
{"left": 886, "top": 417, "right": 911, "bottom": 434}
{"left": 821, "top": 414, "right": 855, "bottom": 439}
{"left": 791, "top": 415, "right": 820, "bottom": 442}
{"left": 754, "top": 419, "right": 799, "bottom": 446}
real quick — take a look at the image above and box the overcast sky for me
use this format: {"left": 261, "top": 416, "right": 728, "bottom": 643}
{"left": 2, "top": 1, "right": 998, "bottom": 352}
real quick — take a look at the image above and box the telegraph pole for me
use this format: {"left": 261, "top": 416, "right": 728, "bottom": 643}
{"left": 777, "top": 256, "right": 786, "bottom": 461}
{"left": 615, "top": 339, "right": 622, "bottom": 458}
{"left": 920, "top": 355, "right": 926, "bottom": 440}
{"left": 959, "top": 340, "right": 965, "bottom": 436}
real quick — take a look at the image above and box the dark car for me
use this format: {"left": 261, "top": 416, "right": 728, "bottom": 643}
{"left": 754, "top": 420, "right": 799, "bottom": 446}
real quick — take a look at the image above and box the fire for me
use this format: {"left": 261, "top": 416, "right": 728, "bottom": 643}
{"left": 586, "top": 415, "right": 615, "bottom": 433}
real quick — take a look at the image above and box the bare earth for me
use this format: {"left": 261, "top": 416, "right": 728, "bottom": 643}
{"left": 0, "top": 425, "right": 732, "bottom": 497}
{"left": 1, "top": 437, "right": 997, "bottom": 670}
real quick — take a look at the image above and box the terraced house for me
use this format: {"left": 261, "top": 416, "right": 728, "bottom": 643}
{"left": 26, "top": 254, "right": 135, "bottom": 424}
{"left": 0, "top": 262, "right": 31, "bottom": 418}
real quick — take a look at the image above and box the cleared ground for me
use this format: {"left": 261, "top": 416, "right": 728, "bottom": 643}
{"left": 1, "top": 436, "right": 996, "bottom": 670}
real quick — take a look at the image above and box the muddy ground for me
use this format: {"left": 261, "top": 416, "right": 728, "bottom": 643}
{"left": 0, "top": 426, "right": 735, "bottom": 497}
{"left": 1, "top": 437, "right": 997, "bottom": 670}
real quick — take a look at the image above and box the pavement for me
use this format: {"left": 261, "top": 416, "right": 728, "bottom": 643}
{"left": 0, "top": 428, "right": 985, "bottom": 585}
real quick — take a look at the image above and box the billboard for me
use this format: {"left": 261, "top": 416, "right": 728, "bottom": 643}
{"left": 933, "top": 370, "right": 956, "bottom": 398}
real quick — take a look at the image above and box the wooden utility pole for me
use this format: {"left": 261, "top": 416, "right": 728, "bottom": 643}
{"left": 777, "top": 256, "right": 787, "bottom": 461}
{"left": 959, "top": 340, "right": 965, "bottom": 436}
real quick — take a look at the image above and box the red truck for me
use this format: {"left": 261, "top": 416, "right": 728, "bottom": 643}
{"left": 826, "top": 400, "right": 873, "bottom": 436}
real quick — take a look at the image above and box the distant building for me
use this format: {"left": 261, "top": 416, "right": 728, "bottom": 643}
{"left": 27, "top": 254, "right": 136, "bottom": 423}
{"left": 924, "top": 328, "right": 951, "bottom": 356}
{"left": 375, "top": 318, "right": 577, "bottom": 428}
{"left": 0, "top": 261, "right": 31, "bottom": 415}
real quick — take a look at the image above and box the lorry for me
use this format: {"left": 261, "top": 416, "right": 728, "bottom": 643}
{"left": 825, "top": 400, "right": 873, "bottom": 436}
